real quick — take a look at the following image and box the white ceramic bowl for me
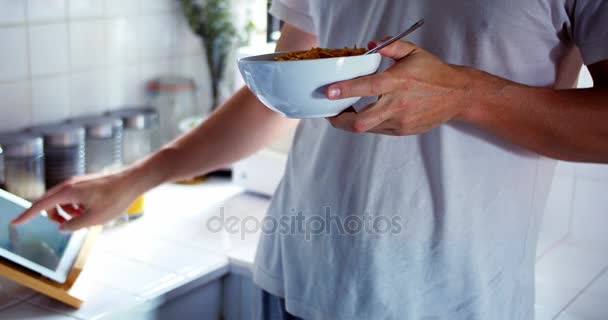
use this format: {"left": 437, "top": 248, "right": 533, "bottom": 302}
{"left": 238, "top": 52, "right": 382, "bottom": 118}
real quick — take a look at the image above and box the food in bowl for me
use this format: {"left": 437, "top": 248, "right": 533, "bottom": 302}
{"left": 275, "top": 47, "right": 367, "bottom": 61}
{"left": 238, "top": 49, "right": 382, "bottom": 119}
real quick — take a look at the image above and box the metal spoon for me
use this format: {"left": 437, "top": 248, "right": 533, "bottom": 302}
{"left": 365, "top": 19, "right": 425, "bottom": 55}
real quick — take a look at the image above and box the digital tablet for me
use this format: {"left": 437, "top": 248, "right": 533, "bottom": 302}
{"left": 0, "top": 189, "right": 87, "bottom": 283}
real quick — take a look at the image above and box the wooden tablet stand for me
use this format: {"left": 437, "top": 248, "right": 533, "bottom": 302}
{"left": 0, "top": 226, "right": 101, "bottom": 308}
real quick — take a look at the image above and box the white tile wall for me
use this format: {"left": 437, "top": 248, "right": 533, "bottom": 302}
{"left": 69, "top": 20, "right": 106, "bottom": 70}
{"left": 0, "top": 1, "right": 26, "bottom": 25}
{"left": 0, "top": 0, "right": 209, "bottom": 135}
{"left": 140, "top": 0, "right": 179, "bottom": 14}
{"left": 69, "top": 69, "right": 108, "bottom": 116}
{"left": 175, "top": 17, "right": 203, "bottom": 56}
{"left": 137, "top": 14, "right": 177, "bottom": 59}
{"left": 106, "top": 64, "right": 142, "bottom": 107}
{"left": 0, "top": 27, "right": 28, "bottom": 82}
{"left": 28, "top": 23, "right": 69, "bottom": 76}
{"left": 104, "top": 0, "right": 139, "bottom": 17}
{"left": 106, "top": 18, "right": 138, "bottom": 64}
{"left": 68, "top": 0, "right": 104, "bottom": 19}
{"left": 27, "top": 0, "right": 67, "bottom": 23}
{"left": 30, "top": 75, "right": 70, "bottom": 125}
{"left": 0, "top": 82, "right": 30, "bottom": 131}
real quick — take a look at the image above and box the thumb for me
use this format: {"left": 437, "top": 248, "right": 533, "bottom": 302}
{"left": 370, "top": 40, "right": 419, "bottom": 60}
{"left": 60, "top": 209, "right": 104, "bottom": 232}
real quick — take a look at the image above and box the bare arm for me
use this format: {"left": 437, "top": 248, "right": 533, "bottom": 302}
{"left": 459, "top": 60, "right": 608, "bottom": 163}
{"left": 13, "top": 23, "right": 318, "bottom": 229}
{"left": 326, "top": 40, "right": 608, "bottom": 163}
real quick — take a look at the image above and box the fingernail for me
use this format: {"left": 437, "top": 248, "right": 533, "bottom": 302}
{"left": 328, "top": 88, "right": 341, "bottom": 99}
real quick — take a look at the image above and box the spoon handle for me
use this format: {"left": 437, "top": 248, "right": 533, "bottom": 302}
{"left": 365, "top": 19, "right": 425, "bottom": 55}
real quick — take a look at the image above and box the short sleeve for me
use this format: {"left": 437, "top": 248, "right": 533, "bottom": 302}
{"left": 570, "top": 0, "right": 608, "bottom": 65}
{"left": 269, "top": 0, "right": 315, "bottom": 35}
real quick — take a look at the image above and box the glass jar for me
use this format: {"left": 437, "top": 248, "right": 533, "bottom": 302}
{"left": 28, "top": 124, "right": 86, "bottom": 190}
{"left": 147, "top": 76, "right": 199, "bottom": 146}
{"left": 107, "top": 107, "right": 160, "bottom": 165}
{"left": 106, "top": 107, "right": 160, "bottom": 221}
{"left": 68, "top": 115, "right": 123, "bottom": 174}
{"left": 0, "top": 133, "right": 46, "bottom": 201}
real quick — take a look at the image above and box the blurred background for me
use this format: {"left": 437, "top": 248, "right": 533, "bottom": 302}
{"left": 0, "top": 1, "right": 606, "bottom": 319}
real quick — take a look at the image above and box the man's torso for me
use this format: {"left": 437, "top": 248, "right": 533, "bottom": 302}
{"left": 254, "top": 1, "right": 581, "bottom": 319}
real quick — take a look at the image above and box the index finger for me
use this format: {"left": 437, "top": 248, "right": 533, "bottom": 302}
{"left": 11, "top": 190, "right": 78, "bottom": 225}
{"left": 327, "top": 73, "right": 398, "bottom": 100}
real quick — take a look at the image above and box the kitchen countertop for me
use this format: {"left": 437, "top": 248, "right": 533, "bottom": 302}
{"left": 0, "top": 178, "right": 269, "bottom": 319}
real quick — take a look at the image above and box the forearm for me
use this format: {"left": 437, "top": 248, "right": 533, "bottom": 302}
{"left": 461, "top": 69, "right": 608, "bottom": 163}
{"left": 127, "top": 87, "right": 296, "bottom": 191}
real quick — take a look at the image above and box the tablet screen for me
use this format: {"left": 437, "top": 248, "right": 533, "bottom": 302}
{"left": 0, "top": 189, "right": 87, "bottom": 283}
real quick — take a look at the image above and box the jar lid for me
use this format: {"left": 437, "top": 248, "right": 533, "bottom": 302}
{"left": 147, "top": 75, "right": 196, "bottom": 93}
{"left": 68, "top": 115, "right": 123, "bottom": 139}
{"left": 0, "top": 132, "right": 44, "bottom": 158}
{"left": 106, "top": 107, "right": 159, "bottom": 130}
{"left": 28, "top": 123, "right": 85, "bottom": 148}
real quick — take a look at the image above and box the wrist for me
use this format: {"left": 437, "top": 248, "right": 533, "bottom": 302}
{"left": 121, "top": 147, "right": 175, "bottom": 195}
{"left": 454, "top": 67, "right": 510, "bottom": 125}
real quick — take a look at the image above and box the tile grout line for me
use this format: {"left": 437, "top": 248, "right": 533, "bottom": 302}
{"left": 66, "top": 0, "right": 74, "bottom": 117}
{"left": 23, "top": 0, "right": 33, "bottom": 126}
{"left": 0, "top": 9, "right": 180, "bottom": 28}
{"left": 552, "top": 264, "right": 608, "bottom": 320}
{"left": 0, "top": 50, "right": 206, "bottom": 85}
{"left": 536, "top": 233, "right": 569, "bottom": 262}
{"left": 566, "top": 175, "right": 578, "bottom": 238}
{"left": 1, "top": 7, "right": 205, "bottom": 87}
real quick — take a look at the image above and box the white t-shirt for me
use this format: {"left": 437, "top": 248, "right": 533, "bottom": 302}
{"left": 253, "top": 1, "right": 608, "bottom": 319}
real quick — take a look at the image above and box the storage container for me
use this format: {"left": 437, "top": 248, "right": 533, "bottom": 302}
{"left": 147, "top": 76, "right": 199, "bottom": 145}
{"left": 68, "top": 115, "right": 123, "bottom": 174}
{"left": 106, "top": 107, "right": 160, "bottom": 221}
{"left": 0, "top": 132, "right": 46, "bottom": 201}
{"left": 28, "top": 124, "right": 86, "bottom": 190}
